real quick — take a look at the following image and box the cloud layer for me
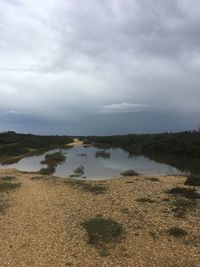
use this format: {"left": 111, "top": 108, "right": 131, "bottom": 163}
{"left": 0, "top": 0, "right": 200, "bottom": 134}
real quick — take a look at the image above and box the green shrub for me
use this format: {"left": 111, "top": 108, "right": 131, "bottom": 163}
{"left": 145, "top": 177, "right": 159, "bottom": 182}
{"left": 0, "top": 176, "right": 15, "bottom": 182}
{"left": 168, "top": 227, "right": 187, "bottom": 237}
{"left": 185, "top": 175, "right": 200, "bottom": 186}
{"left": 66, "top": 180, "right": 107, "bottom": 194}
{"left": 171, "top": 197, "right": 197, "bottom": 218}
{"left": 0, "top": 182, "right": 21, "bottom": 192}
{"left": 82, "top": 217, "right": 123, "bottom": 245}
{"left": 167, "top": 187, "right": 200, "bottom": 199}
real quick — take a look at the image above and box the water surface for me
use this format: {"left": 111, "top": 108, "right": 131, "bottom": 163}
{"left": 0, "top": 145, "right": 183, "bottom": 179}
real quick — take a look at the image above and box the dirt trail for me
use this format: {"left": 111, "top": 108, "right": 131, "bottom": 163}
{"left": 0, "top": 174, "right": 71, "bottom": 266}
{"left": 65, "top": 138, "right": 84, "bottom": 147}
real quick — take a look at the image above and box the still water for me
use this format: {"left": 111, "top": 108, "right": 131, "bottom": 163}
{"left": 0, "top": 145, "right": 182, "bottom": 179}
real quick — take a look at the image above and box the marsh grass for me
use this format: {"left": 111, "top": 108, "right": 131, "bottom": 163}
{"left": 66, "top": 180, "right": 107, "bottom": 194}
{"left": 81, "top": 217, "right": 123, "bottom": 246}
{"left": 121, "top": 170, "right": 139, "bottom": 176}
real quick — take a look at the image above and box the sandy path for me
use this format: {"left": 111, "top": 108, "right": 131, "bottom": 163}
{"left": 0, "top": 170, "right": 200, "bottom": 267}
{"left": 0, "top": 175, "right": 71, "bottom": 267}
{"left": 66, "top": 138, "right": 84, "bottom": 147}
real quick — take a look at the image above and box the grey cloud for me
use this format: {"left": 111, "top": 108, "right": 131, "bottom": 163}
{"left": 0, "top": 0, "right": 200, "bottom": 134}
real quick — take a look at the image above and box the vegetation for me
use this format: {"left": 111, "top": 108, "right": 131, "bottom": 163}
{"left": 0, "top": 181, "right": 20, "bottom": 192}
{"left": 84, "top": 131, "right": 200, "bottom": 175}
{"left": 168, "top": 227, "right": 187, "bottom": 237}
{"left": 171, "top": 197, "right": 197, "bottom": 218}
{"left": 84, "top": 131, "right": 200, "bottom": 158}
{"left": 185, "top": 174, "right": 200, "bottom": 186}
{"left": 95, "top": 150, "right": 111, "bottom": 159}
{"left": 39, "top": 152, "right": 66, "bottom": 175}
{"left": 0, "top": 176, "right": 15, "bottom": 182}
{"left": 136, "top": 197, "right": 156, "bottom": 203}
{"left": 66, "top": 180, "right": 107, "bottom": 194}
{"left": 74, "top": 165, "right": 85, "bottom": 176}
{"left": 121, "top": 169, "right": 139, "bottom": 176}
{"left": 167, "top": 187, "right": 200, "bottom": 200}
{"left": 0, "top": 131, "right": 73, "bottom": 162}
{"left": 145, "top": 177, "right": 159, "bottom": 182}
{"left": 81, "top": 217, "right": 123, "bottom": 245}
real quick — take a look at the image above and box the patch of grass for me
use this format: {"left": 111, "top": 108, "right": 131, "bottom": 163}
{"left": 171, "top": 197, "right": 197, "bottom": 218}
{"left": 0, "top": 182, "right": 21, "bottom": 192}
{"left": 0, "top": 176, "right": 15, "bottom": 182}
{"left": 81, "top": 217, "right": 123, "bottom": 246}
{"left": 121, "top": 169, "right": 139, "bottom": 176}
{"left": 145, "top": 177, "right": 159, "bottom": 182}
{"left": 168, "top": 227, "right": 187, "bottom": 237}
{"left": 136, "top": 197, "right": 156, "bottom": 203}
{"left": 99, "top": 249, "right": 111, "bottom": 257}
{"left": 167, "top": 187, "right": 200, "bottom": 199}
{"left": 39, "top": 152, "right": 65, "bottom": 175}
{"left": 185, "top": 174, "right": 200, "bottom": 186}
{"left": 95, "top": 150, "right": 110, "bottom": 159}
{"left": 41, "top": 152, "right": 65, "bottom": 165}
{"left": 66, "top": 180, "right": 107, "bottom": 194}
{"left": 39, "top": 166, "right": 55, "bottom": 175}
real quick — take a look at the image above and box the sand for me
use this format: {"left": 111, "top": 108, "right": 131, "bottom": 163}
{"left": 0, "top": 168, "right": 200, "bottom": 267}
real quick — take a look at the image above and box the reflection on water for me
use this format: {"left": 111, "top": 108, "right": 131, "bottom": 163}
{"left": 1, "top": 145, "right": 199, "bottom": 179}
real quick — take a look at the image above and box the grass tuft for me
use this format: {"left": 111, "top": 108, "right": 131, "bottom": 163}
{"left": 66, "top": 180, "right": 107, "bottom": 194}
{"left": 145, "top": 177, "right": 159, "bottom": 182}
{"left": 168, "top": 227, "right": 187, "bottom": 237}
{"left": 184, "top": 174, "right": 200, "bottom": 186}
{"left": 167, "top": 187, "right": 200, "bottom": 199}
{"left": 82, "top": 217, "right": 123, "bottom": 246}
{"left": 171, "top": 197, "right": 197, "bottom": 218}
{"left": 0, "top": 182, "right": 21, "bottom": 192}
{"left": 136, "top": 197, "right": 156, "bottom": 203}
{"left": 0, "top": 176, "right": 15, "bottom": 182}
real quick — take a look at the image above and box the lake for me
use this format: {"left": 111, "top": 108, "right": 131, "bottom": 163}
{"left": 0, "top": 145, "right": 185, "bottom": 179}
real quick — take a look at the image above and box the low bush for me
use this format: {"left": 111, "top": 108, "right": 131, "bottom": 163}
{"left": 185, "top": 174, "right": 200, "bottom": 186}
{"left": 167, "top": 187, "right": 200, "bottom": 199}
{"left": 82, "top": 217, "right": 123, "bottom": 245}
{"left": 168, "top": 227, "right": 187, "bottom": 237}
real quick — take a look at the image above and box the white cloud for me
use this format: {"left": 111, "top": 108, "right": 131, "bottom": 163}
{"left": 99, "top": 102, "right": 155, "bottom": 114}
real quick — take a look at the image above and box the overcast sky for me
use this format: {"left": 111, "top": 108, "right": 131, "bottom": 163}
{"left": 0, "top": 0, "right": 200, "bottom": 135}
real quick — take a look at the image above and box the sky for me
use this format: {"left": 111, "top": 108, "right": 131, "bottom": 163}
{"left": 0, "top": 0, "right": 200, "bottom": 135}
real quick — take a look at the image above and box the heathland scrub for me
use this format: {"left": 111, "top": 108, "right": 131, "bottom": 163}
{"left": 0, "top": 168, "right": 200, "bottom": 267}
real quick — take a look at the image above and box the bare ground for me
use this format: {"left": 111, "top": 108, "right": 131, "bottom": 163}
{"left": 0, "top": 169, "right": 200, "bottom": 267}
